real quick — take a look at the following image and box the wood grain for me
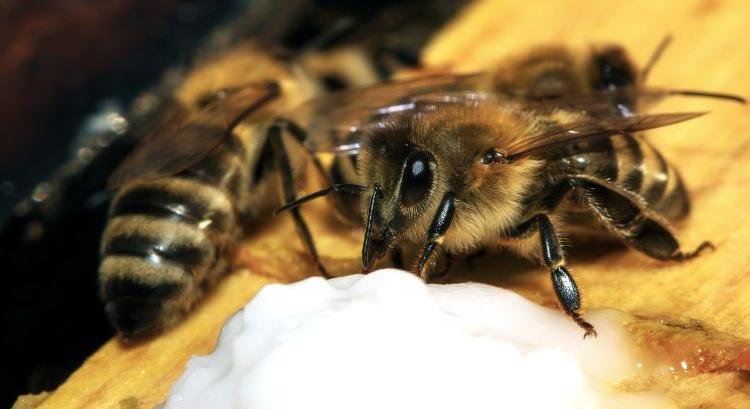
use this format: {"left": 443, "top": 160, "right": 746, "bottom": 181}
{"left": 30, "top": 0, "right": 750, "bottom": 408}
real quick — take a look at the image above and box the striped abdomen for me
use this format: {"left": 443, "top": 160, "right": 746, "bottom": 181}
{"left": 99, "top": 135, "right": 252, "bottom": 337}
{"left": 562, "top": 133, "right": 690, "bottom": 222}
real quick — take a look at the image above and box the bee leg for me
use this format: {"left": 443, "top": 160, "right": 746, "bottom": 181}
{"left": 571, "top": 177, "right": 713, "bottom": 262}
{"left": 273, "top": 117, "right": 330, "bottom": 183}
{"left": 528, "top": 214, "right": 597, "bottom": 338}
{"left": 267, "top": 123, "right": 330, "bottom": 279}
{"left": 414, "top": 192, "right": 455, "bottom": 281}
{"left": 428, "top": 253, "right": 454, "bottom": 281}
{"left": 669, "top": 241, "right": 715, "bottom": 260}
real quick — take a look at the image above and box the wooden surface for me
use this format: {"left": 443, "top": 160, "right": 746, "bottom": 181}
{"left": 29, "top": 0, "right": 750, "bottom": 408}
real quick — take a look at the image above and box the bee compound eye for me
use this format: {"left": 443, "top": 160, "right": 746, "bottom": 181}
{"left": 400, "top": 150, "right": 433, "bottom": 206}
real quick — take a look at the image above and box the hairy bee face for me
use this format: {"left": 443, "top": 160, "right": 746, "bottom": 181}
{"left": 357, "top": 119, "right": 444, "bottom": 249}
{"left": 358, "top": 105, "right": 543, "bottom": 254}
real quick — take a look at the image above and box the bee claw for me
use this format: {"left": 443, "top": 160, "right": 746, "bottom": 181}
{"left": 670, "top": 240, "right": 715, "bottom": 261}
{"left": 569, "top": 310, "right": 597, "bottom": 339}
{"left": 582, "top": 326, "right": 598, "bottom": 339}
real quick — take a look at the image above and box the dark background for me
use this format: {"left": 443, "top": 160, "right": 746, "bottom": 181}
{"left": 0, "top": 1, "right": 245, "bottom": 405}
{"left": 0, "top": 1, "right": 236, "bottom": 220}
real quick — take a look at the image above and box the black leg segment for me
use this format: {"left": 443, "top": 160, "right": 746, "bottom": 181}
{"left": 274, "top": 117, "right": 329, "bottom": 181}
{"left": 570, "top": 176, "right": 714, "bottom": 261}
{"left": 536, "top": 214, "right": 597, "bottom": 338}
{"left": 414, "top": 192, "right": 455, "bottom": 281}
{"left": 267, "top": 123, "right": 330, "bottom": 278}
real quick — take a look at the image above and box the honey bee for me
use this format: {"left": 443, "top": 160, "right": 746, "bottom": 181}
{"left": 279, "top": 40, "right": 744, "bottom": 337}
{"left": 98, "top": 42, "right": 394, "bottom": 337}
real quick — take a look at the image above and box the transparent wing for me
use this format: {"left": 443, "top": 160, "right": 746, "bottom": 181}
{"left": 520, "top": 86, "right": 744, "bottom": 118}
{"left": 395, "top": 86, "right": 741, "bottom": 118}
{"left": 107, "top": 83, "right": 279, "bottom": 189}
{"left": 294, "top": 74, "right": 740, "bottom": 155}
{"left": 291, "top": 72, "right": 486, "bottom": 154}
{"left": 349, "top": 89, "right": 706, "bottom": 158}
{"left": 503, "top": 111, "right": 706, "bottom": 160}
{"left": 406, "top": 91, "right": 709, "bottom": 158}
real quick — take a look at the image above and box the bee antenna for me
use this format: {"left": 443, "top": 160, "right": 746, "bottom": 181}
{"left": 361, "top": 185, "right": 381, "bottom": 271}
{"left": 641, "top": 34, "right": 673, "bottom": 84}
{"left": 669, "top": 89, "right": 747, "bottom": 104}
{"left": 274, "top": 183, "right": 365, "bottom": 215}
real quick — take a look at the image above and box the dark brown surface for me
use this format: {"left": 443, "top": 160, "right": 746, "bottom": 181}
{"left": 0, "top": 0, "right": 178, "bottom": 165}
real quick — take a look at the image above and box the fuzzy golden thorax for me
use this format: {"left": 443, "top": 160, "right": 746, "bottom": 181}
{"left": 174, "top": 42, "right": 318, "bottom": 115}
{"left": 357, "top": 103, "right": 544, "bottom": 255}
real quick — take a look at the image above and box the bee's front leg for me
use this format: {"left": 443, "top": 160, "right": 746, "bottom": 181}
{"left": 414, "top": 192, "right": 455, "bottom": 281}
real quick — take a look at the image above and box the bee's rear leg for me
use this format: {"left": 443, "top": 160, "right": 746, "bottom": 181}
{"left": 509, "top": 214, "right": 597, "bottom": 338}
{"left": 267, "top": 122, "right": 330, "bottom": 278}
{"left": 668, "top": 241, "right": 715, "bottom": 261}
{"left": 570, "top": 177, "right": 714, "bottom": 262}
{"left": 613, "top": 218, "right": 713, "bottom": 262}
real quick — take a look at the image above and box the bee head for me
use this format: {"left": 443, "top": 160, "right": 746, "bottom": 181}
{"left": 358, "top": 105, "right": 543, "bottom": 269}
{"left": 358, "top": 117, "right": 447, "bottom": 269}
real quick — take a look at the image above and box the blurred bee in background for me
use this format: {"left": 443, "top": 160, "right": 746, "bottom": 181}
{"left": 99, "top": 42, "right": 389, "bottom": 337}
{"left": 279, "top": 38, "right": 744, "bottom": 337}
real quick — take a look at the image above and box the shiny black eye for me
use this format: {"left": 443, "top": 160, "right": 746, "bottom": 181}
{"left": 400, "top": 150, "right": 433, "bottom": 206}
{"left": 480, "top": 149, "right": 506, "bottom": 165}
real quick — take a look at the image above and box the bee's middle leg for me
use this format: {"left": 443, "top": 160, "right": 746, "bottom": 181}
{"left": 508, "top": 214, "right": 597, "bottom": 338}
{"left": 267, "top": 121, "right": 330, "bottom": 278}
